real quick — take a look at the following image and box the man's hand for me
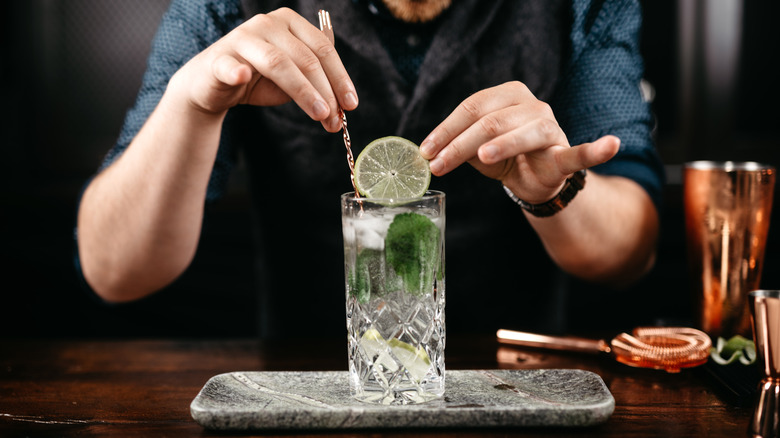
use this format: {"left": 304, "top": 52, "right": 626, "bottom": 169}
{"left": 170, "top": 7, "right": 358, "bottom": 132}
{"left": 419, "top": 81, "right": 619, "bottom": 204}
{"left": 419, "top": 81, "right": 658, "bottom": 286}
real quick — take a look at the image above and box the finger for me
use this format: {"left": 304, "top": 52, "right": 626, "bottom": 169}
{"left": 212, "top": 54, "right": 253, "bottom": 87}
{"left": 233, "top": 36, "right": 331, "bottom": 121}
{"left": 420, "top": 82, "right": 532, "bottom": 159}
{"left": 476, "top": 117, "right": 569, "bottom": 165}
{"left": 279, "top": 9, "right": 359, "bottom": 111}
{"left": 428, "top": 106, "right": 522, "bottom": 175}
{"left": 249, "top": 79, "right": 337, "bottom": 135}
{"left": 294, "top": 27, "right": 358, "bottom": 111}
{"left": 262, "top": 29, "right": 342, "bottom": 120}
{"left": 282, "top": 32, "right": 350, "bottom": 131}
{"left": 554, "top": 135, "right": 621, "bottom": 175}
{"left": 249, "top": 77, "right": 293, "bottom": 106}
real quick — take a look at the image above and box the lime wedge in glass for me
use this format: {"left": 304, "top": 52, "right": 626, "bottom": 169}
{"left": 360, "top": 329, "right": 431, "bottom": 382}
{"left": 353, "top": 136, "right": 431, "bottom": 199}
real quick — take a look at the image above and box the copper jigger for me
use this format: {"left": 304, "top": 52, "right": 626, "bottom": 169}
{"left": 750, "top": 290, "right": 780, "bottom": 437}
{"left": 684, "top": 161, "right": 775, "bottom": 338}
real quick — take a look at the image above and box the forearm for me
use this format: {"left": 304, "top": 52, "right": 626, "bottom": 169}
{"left": 77, "top": 89, "right": 226, "bottom": 302}
{"left": 526, "top": 173, "right": 659, "bottom": 287}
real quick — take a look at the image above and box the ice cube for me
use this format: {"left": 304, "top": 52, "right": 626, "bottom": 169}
{"left": 353, "top": 215, "right": 390, "bottom": 250}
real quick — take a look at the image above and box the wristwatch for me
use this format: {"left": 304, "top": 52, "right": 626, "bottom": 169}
{"left": 502, "top": 169, "right": 587, "bottom": 217}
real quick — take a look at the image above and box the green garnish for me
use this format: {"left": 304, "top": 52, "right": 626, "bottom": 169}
{"left": 385, "top": 212, "right": 441, "bottom": 296}
{"left": 349, "top": 249, "right": 380, "bottom": 303}
{"left": 710, "top": 335, "right": 757, "bottom": 365}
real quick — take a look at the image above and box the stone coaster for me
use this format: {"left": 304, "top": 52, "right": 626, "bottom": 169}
{"left": 190, "top": 369, "right": 614, "bottom": 430}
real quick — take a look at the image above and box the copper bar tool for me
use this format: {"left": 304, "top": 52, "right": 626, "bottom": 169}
{"left": 497, "top": 327, "right": 712, "bottom": 373}
{"left": 749, "top": 290, "right": 780, "bottom": 437}
{"left": 318, "top": 9, "right": 359, "bottom": 198}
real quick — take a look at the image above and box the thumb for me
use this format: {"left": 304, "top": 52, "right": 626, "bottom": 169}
{"left": 588, "top": 135, "right": 621, "bottom": 164}
{"left": 558, "top": 135, "right": 620, "bottom": 175}
{"left": 213, "top": 54, "right": 252, "bottom": 87}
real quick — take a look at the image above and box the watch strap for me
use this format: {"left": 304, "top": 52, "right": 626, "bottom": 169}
{"left": 503, "top": 169, "right": 587, "bottom": 217}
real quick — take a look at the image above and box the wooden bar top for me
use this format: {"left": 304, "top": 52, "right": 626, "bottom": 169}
{"left": 0, "top": 335, "right": 754, "bottom": 437}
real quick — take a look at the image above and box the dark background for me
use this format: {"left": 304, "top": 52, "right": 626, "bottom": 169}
{"left": 2, "top": 1, "right": 779, "bottom": 339}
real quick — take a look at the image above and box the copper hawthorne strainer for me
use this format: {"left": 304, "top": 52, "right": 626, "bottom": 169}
{"left": 497, "top": 327, "right": 712, "bottom": 373}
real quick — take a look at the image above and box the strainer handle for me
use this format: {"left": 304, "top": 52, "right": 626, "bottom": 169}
{"left": 497, "top": 329, "right": 611, "bottom": 355}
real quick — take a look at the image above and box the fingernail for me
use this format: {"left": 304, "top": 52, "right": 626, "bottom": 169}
{"left": 329, "top": 116, "right": 342, "bottom": 130}
{"left": 312, "top": 100, "right": 329, "bottom": 119}
{"left": 344, "top": 91, "right": 358, "bottom": 109}
{"left": 420, "top": 138, "right": 434, "bottom": 157}
{"left": 429, "top": 158, "right": 443, "bottom": 174}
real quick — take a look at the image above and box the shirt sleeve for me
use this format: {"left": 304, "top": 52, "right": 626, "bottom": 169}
{"left": 101, "top": 0, "right": 246, "bottom": 202}
{"left": 551, "top": 0, "right": 665, "bottom": 210}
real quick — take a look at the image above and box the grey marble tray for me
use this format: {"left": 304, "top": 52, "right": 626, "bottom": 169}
{"left": 190, "top": 369, "right": 614, "bottom": 430}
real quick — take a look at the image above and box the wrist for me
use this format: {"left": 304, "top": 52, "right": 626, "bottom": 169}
{"left": 503, "top": 169, "right": 587, "bottom": 217}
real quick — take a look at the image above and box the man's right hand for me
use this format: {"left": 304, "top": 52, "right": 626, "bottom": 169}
{"left": 170, "top": 7, "right": 359, "bottom": 132}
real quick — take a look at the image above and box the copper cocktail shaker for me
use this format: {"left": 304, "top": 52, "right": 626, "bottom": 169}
{"left": 684, "top": 161, "right": 775, "bottom": 338}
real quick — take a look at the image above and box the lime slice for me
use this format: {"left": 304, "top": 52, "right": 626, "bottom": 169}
{"left": 354, "top": 136, "right": 431, "bottom": 199}
{"left": 388, "top": 338, "right": 432, "bottom": 381}
{"left": 360, "top": 329, "right": 431, "bottom": 381}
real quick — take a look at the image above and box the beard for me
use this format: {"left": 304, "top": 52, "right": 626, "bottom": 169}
{"left": 380, "top": 0, "right": 453, "bottom": 23}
